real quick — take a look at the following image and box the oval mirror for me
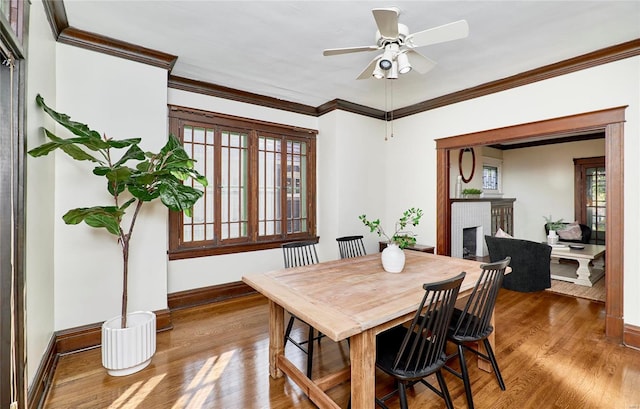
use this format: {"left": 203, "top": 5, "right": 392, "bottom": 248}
{"left": 458, "top": 148, "right": 475, "bottom": 183}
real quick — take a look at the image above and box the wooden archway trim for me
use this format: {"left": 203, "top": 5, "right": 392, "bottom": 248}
{"left": 436, "top": 106, "right": 627, "bottom": 342}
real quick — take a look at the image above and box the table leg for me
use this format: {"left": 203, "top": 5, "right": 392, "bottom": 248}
{"left": 269, "top": 300, "right": 284, "bottom": 378}
{"left": 575, "top": 259, "right": 594, "bottom": 287}
{"left": 350, "top": 329, "right": 376, "bottom": 409}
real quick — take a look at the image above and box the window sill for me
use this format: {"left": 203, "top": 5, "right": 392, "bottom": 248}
{"left": 168, "top": 236, "right": 320, "bottom": 260}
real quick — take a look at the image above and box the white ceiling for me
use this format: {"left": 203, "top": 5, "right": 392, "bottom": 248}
{"left": 63, "top": 1, "right": 640, "bottom": 111}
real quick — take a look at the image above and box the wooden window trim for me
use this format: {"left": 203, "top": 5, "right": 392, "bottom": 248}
{"left": 167, "top": 106, "right": 317, "bottom": 259}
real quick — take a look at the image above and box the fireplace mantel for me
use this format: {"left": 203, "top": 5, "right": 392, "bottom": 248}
{"left": 451, "top": 198, "right": 516, "bottom": 237}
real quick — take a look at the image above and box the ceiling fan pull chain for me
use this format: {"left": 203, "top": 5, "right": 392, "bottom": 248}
{"left": 390, "top": 81, "right": 394, "bottom": 138}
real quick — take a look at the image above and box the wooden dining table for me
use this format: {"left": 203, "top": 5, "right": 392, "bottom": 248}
{"left": 242, "top": 250, "right": 492, "bottom": 409}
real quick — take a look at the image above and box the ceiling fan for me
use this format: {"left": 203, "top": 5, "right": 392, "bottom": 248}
{"left": 323, "top": 7, "right": 469, "bottom": 80}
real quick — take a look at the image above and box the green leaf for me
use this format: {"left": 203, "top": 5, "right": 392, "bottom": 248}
{"left": 36, "top": 94, "right": 102, "bottom": 140}
{"left": 120, "top": 198, "right": 137, "bottom": 211}
{"left": 107, "top": 180, "right": 127, "bottom": 196}
{"left": 28, "top": 130, "right": 103, "bottom": 163}
{"left": 157, "top": 177, "right": 203, "bottom": 212}
{"left": 62, "top": 206, "right": 123, "bottom": 236}
{"left": 114, "top": 144, "right": 145, "bottom": 167}
{"left": 128, "top": 184, "right": 159, "bottom": 202}
{"left": 108, "top": 138, "right": 142, "bottom": 149}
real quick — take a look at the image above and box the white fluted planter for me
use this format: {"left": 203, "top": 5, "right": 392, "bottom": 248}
{"left": 102, "top": 311, "right": 156, "bottom": 376}
{"left": 381, "top": 243, "right": 406, "bottom": 273}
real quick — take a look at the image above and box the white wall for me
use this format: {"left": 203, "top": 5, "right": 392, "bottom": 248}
{"left": 25, "top": 0, "right": 57, "bottom": 386}
{"left": 320, "top": 110, "right": 387, "bottom": 256}
{"left": 385, "top": 56, "right": 640, "bottom": 325}
{"left": 503, "top": 139, "right": 605, "bottom": 241}
{"left": 52, "top": 45, "right": 170, "bottom": 329}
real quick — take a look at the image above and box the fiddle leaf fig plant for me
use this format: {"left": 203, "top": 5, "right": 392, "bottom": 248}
{"left": 359, "top": 207, "right": 424, "bottom": 249}
{"left": 28, "top": 94, "right": 208, "bottom": 328}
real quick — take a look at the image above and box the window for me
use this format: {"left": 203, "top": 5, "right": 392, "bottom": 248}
{"left": 168, "top": 106, "right": 317, "bottom": 258}
{"left": 482, "top": 157, "right": 502, "bottom": 195}
{"left": 574, "top": 156, "right": 605, "bottom": 244}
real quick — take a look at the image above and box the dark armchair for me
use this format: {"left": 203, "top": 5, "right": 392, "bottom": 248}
{"left": 544, "top": 223, "right": 591, "bottom": 244}
{"left": 484, "top": 235, "right": 551, "bottom": 292}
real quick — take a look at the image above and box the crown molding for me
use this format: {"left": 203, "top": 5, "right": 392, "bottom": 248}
{"left": 394, "top": 38, "right": 640, "bottom": 120}
{"left": 168, "top": 75, "right": 318, "bottom": 117}
{"left": 42, "top": 0, "right": 176, "bottom": 70}
{"left": 316, "top": 99, "right": 386, "bottom": 120}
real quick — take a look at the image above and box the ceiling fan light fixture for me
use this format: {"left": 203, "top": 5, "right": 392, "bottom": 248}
{"left": 386, "top": 60, "right": 399, "bottom": 79}
{"left": 373, "top": 64, "right": 385, "bottom": 79}
{"left": 379, "top": 45, "right": 394, "bottom": 70}
{"left": 397, "top": 52, "right": 412, "bottom": 74}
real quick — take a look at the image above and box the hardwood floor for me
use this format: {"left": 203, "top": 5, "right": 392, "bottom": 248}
{"left": 44, "top": 290, "right": 640, "bottom": 408}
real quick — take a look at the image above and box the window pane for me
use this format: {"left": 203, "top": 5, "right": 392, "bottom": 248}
{"left": 221, "top": 131, "right": 248, "bottom": 240}
{"left": 287, "top": 140, "right": 307, "bottom": 233}
{"left": 258, "top": 136, "right": 281, "bottom": 237}
{"left": 483, "top": 165, "right": 498, "bottom": 190}
{"left": 181, "top": 125, "right": 214, "bottom": 244}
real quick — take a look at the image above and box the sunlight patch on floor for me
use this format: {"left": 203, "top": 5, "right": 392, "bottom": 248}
{"left": 108, "top": 373, "right": 166, "bottom": 409}
{"left": 171, "top": 349, "right": 236, "bottom": 409}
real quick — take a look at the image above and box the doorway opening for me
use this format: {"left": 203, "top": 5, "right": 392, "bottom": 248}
{"left": 435, "top": 107, "right": 626, "bottom": 342}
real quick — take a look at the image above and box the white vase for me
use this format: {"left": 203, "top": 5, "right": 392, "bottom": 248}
{"left": 102, "top": 311, "right": 156, "bottom": 376}
{"left": 547, "top": 230, "right": 559, "bottom": 245}
{"left": 381, "top": 243, "right": 406, "bottom": 273}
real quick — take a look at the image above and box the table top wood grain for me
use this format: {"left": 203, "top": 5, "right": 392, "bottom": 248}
{"left": 243, "top": 251, "right": 485, "bottom": 342}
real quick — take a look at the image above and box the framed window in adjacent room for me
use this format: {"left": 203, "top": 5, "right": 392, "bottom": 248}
{"left": 482, "top": 156, "right": 503, "bottom": 196}
{"left": 168, "top": 106, "right": 317, "bottom": 258}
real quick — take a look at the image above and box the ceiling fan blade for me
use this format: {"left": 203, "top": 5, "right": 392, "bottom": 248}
{"left": 372, "top": 7, "right": 399, "bottom": 38}
{"left": 406, "top": 50, "right": 437, "bottom": 74}
{"left": 406, "top": 20, "right": 469, "bottom": 48}
{"left": 323, "top": 45, "right": 379, "bottom": 56}
{"left": 356, "top": 56, "right": 380, "bottom": 80}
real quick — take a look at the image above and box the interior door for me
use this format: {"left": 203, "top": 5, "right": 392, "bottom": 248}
{"left": 574, "top": 156, "right": 606, "bottom": 244}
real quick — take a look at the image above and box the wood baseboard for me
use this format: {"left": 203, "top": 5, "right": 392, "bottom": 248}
{"left": 27, "top": 335, "right": 57, "bottom": 409}
{"left": 55, "top": 308, "right": 172, "bottom": 355}
{"left": 623, "top": 323, "right": 640, "bottom": 350}
{"left": 168, "top": 281, "right": 256, "bottom": 310}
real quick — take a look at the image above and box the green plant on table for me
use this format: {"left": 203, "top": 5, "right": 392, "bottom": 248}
{"left": 462, "top": 188, "right": 482, "bottom": 195}
{"left": 359, "top": 207, "right": 423, "bottom": 249}
{"left": 28, "top": 95, "right": 208, "bottom": 328}
{"left": 543, "top": 215, "right": 565, "bottom": 232}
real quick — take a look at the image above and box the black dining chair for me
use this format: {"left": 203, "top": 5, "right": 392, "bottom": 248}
{"left": 374, "top": 272, "right": 466, "bottom": 409}
{"left": 281, "top": 240, "right": 323, "bottom": 378}
{"left": 336, "top": 235, "right": 367, "bottom": 259}
{"left": 444, "top": 257, "right": 511, "bottom": 409}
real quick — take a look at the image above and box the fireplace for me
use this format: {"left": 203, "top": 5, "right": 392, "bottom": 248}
{"left": 451, "top": 201, "right": 492, "bottom": 259}
{"left": 463, "top": 227, "right": 479, "bottom": 259}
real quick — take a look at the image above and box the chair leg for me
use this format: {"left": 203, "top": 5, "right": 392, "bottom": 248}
{"left": 306, "top": 325, "right": 314, "bottom": 378}
{"left": 436, "top": 370, "right": 454, "bottom": 409}
{"left": 482, "top": 338, "right": 506, "bottom": 390}
{"left": 458, "top": 344, "right": 475, "bottom": 409}
{"left": 398, "top": 381, "right": 409, "bottom": 409}
{"left": 284, "top": 316, "right": 295, "bottom": 346}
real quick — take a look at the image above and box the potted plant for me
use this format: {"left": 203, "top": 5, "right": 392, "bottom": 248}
{"left": 359, "top": 208, "right": 423, "bottom": 272}
{"left": 544, "top": 215, "right": 564, "bottom": 245}
{"left": 28, "top": 95, "right": 208, "bottom": 376}
{"left": 462, "top": 188, "right": 482, "bottom": 198}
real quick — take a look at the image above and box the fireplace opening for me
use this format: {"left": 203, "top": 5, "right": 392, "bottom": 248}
{"left": 463, "top": 227, "right": 478, "bottom": 259}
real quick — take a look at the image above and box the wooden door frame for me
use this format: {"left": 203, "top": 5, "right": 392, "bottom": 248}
{"left": 436, "top": 106, "right": 626, "bottom": 341}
